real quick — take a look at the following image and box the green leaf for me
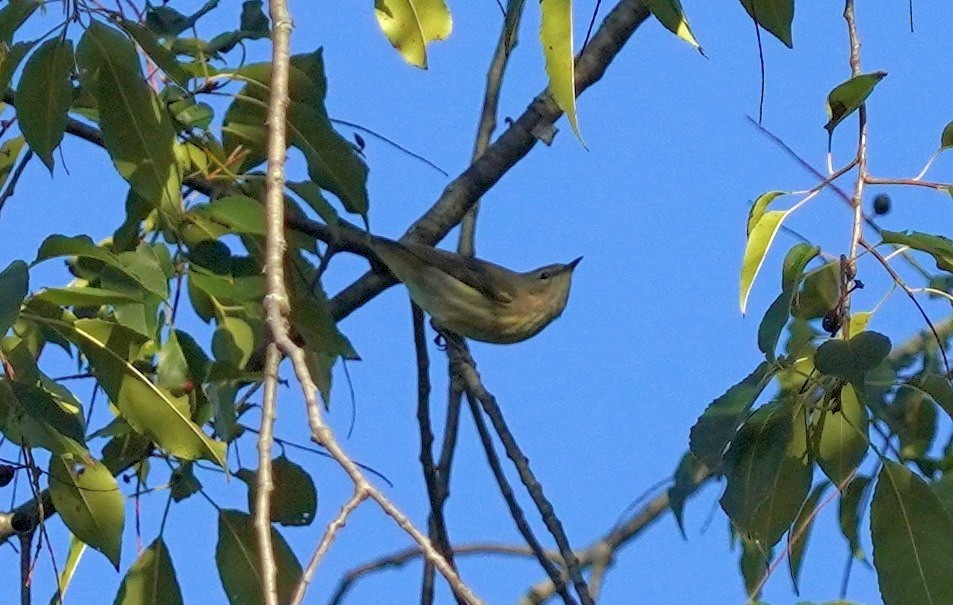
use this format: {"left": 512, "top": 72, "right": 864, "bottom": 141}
{"left": 738, "top": 0, "right": 794, "bottom": 48}
{"left": 0, "top": 41, "right": 33, "bottom": 92}
{"left": 157, "top": 329, "right": 190, "bottom": 393}
{"left": 814, "top": 384, "right": 869, "bottom": 484}
{"left": 941, "top": 121, "right": 953, "bottom": 151}
{"left": 216, "top": 510, "right": 303, "bottom": 605}
{"left": 207, "top": 195, "right": 266, "bottom": 235}
{"left": 911, "top": 374, "right": 953, "bottom": 422}
{"left": 239, "top": 1, "right": 270, "bottom": 39}
{"left": 814, "top": 331, "right": 892, "bottom": 399}
{"left": 76, "top": 22, "right": 182, "bottom": 225}
{"left": 16, "top": 38, "right": 74, "bottom": 171}
{"left": 881, "top": 230, "right": 953, "bottom": 273}
{"left": 645, "top": 0, "right": 702, "bottom": 50}
{"left": 114, "top": 537, "right": 184, "bottom": 605}
{"left": 0, "top": 379, "right": 87, "bottom": 455}
{"left": 170, "top": 463, "right": 201, "bottom": 502}
{"left": 792, "top": 261, "right": 839, "bottom": 320}
{"left": 48, "top": 454, "right": 124, "bottom": 569}
{"left": 211, "top": 316, "right": 256, "bottom": 370}
{"left": 741, "top": 209, "right": 786, "bottom": 314}
{"left": 689, "top": 361, "right": 776, "bottom": 469}
{"left": 0, "top": 0, "right": 39, "bottom": 45}
{"left": 38, "top": 317, "right": 226, "bottom": 466}
{"left": 540, "top": 0, "right": 582, "bottom": 142}
{"left": 747, "top": 191, "right": 786, "bottom": 237}
{"left": 720, "top": 398, "right": 812, "bottom": 548}
{"left": 0, "top": 259, "right": 28, "bottom": 336}
{"left": 824, "top": 71, "right": 888, "bottom": 136}
{"left": 223, "top": 52, "right": 369, "bottom": 217}
{"left": 839, "top": 474, "right": 871, "bottom": 561}
{"left": 871, "top": 461, "right": 953, "bottom": 605}
{"left": 740, "top": 536, "right": 770, "bottom": 600}
{"left": 374, "top": 0, "right": 452, "bottom": 68}
{"left": 0, "top": 135, "right": 26, "bottom": 193}
{"left": 758, "top": 243, "right": 819, "bottom": 361}
{"left": 51, "top": 534, "right": 87, "bottom": 604}
{"left": 117, "top": 18, "right": 190, "bottom": 88}
{"left": 33, "top": 286, "right": 142, "bottom": 307}
{"left": 788, "top": 481, "right": 830, "bottom": 592}
{"left": 668, "top": 452, "right": 704, "bottom": 538}
{"left": 237, "top": 456, "right": 318, "bottom": 527}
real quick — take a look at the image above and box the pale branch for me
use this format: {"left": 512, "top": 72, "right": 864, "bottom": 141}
{"left": 843, "top": 0, "right": 868, "bottom": 305}
{"left": 523, "top": 464, "right": 710, "bottom": 603}
{"left": 292, "top": 489, "right": 368, "bottom": 605}
{"left": 329, "top": 542, "right": 563, "bottom": 605}
{"left": 257, "top": 1, "right": 296, "bottom": 602}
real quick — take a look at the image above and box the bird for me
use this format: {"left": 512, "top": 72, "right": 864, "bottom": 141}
{"left": 368, "top": 235, "right": 581, "bottom": 344}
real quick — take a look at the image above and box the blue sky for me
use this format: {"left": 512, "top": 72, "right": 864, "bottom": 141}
{"left": 4, "top": 1, "right": 953, "bottom": 604}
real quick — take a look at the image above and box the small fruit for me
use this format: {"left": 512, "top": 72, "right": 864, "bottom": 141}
{"left": 872, "top": 193, "right": 891, "bottom": 215}
{"left": 0, "top": 465, "right": 15, "bottom": 487}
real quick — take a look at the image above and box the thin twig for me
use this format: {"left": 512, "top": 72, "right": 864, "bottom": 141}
{"left": 455, "top": 354, "right": 592, "bottom": 605}
{"left": 291, "top": 489, "right": 367, "bottom": 605}
{"left": 0, "top": 149, "right": 33, "bottom": 216}
{"left": 464, "top": 391, "right": 576, "bottom": 604}
{"left": 413, "top": 302, "right": 458, "bottom": 605}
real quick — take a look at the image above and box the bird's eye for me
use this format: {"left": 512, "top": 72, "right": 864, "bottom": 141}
{"left": 539, "top": 271, "right": 550, "bottom": 280}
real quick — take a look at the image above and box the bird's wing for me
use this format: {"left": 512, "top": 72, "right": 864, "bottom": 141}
{"left": 400, "top": 242, "right": 515, "bottom": 304}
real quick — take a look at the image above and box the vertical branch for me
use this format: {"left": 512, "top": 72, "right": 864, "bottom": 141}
{"left": 843, "top": 0, "right": 867, "bottom": 309}
{"left": 258, "top": 0, "right": 295, "bottom": 603}
{"left": 414, "top": 302, "right": 458, "bottom": 605}
{"left": 458, "top": 0, "right": 526, "bottom": 256}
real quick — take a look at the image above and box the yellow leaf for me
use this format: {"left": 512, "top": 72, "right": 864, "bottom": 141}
{"left": 540, "top": 0, "right": 583, "bottom": 143}
{"left": 375, "top": 0, "right": 452, "bottom": 69}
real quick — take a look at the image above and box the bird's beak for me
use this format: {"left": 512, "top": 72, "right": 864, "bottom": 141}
{"left": 567, "top": 257, "right": 583, "bottom": 270}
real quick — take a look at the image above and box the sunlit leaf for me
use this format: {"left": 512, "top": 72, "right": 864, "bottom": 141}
{"left": 0, "top": 136, "right": 26, "bottom": 193}
{"left": 48, "top": 454, "right": 124, "bottom": 569}
{"left": 211, "top": 315, "right": 256, "bottom": 370}
{"left": 747, "top": 191, "right": 786, "bottom": 237}
{"left": 540, "top": 0, "right": 582, "bottom": 142}
{"left": 738, "top": 0, "right": 794, "bottom": 48}
{"left": 16, "top": 38, "right": 73, "bottom": 171}
{"left": 216, "top": 510, "right": 303, "bottom": 605}
{"left": 76, "top": 22, "right": 182, "bottom": 225}
{"left": 157, "top": 329, "right": 190, "bottom": 393}
{"left": 32, "top": 286, "right": 141, "bottom": 307}
{"left": 689, "top": 361, "right": 776, "bottom": 469}
{"left": 51, "top": 534, "right": 87, "bottom": 604}
{"left": 114, "top": 537, "right": 183, "bottom": 605}
{"left": 207, "top": 195, "right": 266, "bottom": 235}
{"left": 871, "top": 461, "right": 953, "bottom": 605}
{"left": 792, "top": 261, "right": 839, "bottom": 320}
{"left": 741, "top": 209, "right": 786, "bottom": 314}
{"left": 646, "top": 0, "right": 702, "bottom": 50}
{"left": 36, "top": 317, "right": 226, "bottom": 465}
{"left": 374, "top": 0, "right": 452, "bottom": 68}
{"left": 824, "top": 71, "right": 888, "bottom": 136}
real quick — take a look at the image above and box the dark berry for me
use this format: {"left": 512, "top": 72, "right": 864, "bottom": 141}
{"left": 0, "top": 465, "right": 14, "bottom": 487}
{"left": 873, "top": 193, "right": 891, "bottom": 215}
